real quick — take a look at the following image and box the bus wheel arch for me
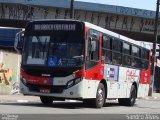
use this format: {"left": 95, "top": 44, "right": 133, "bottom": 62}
{"left": 118, "top": 83, "right": 137, "bottom": 106}
{"left": 94, "top": 79, "right": 107, "bottom": 108}
{"left": 94, "top": 82, "right": 106, "bottom": 108}
{"left": 83, "top": 80, "right": 107, "bottom": 108}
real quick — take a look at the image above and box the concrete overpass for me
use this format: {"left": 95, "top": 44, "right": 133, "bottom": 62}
{"left": 0, "top": 0, "right": 158, "bottom": 43}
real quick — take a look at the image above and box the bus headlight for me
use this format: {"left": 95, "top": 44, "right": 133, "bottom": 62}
{"left": 67, "top": 80, "right": 74, "bottom": 88}
{"left": 75, "top": 77, "right": 81, "bottom": 84}
{"left": 66, "top": 77, "right": 82, "bottom": 89}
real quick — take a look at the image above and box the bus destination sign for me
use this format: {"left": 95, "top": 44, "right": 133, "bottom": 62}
{"left": 34, "top": 24, "right": 76, "bottom": 31}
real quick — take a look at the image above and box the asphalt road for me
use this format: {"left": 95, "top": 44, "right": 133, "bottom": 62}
{"left": 0, "top": 99, "right": 159, "bottom": 120}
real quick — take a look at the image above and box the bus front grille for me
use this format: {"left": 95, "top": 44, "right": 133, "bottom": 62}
{"left": 27, "top": 84, "right": 66, "bottom": 93}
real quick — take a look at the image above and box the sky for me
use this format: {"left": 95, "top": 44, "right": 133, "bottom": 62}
{"left": 77, "top": 0, "right": 157, "bottom": 11}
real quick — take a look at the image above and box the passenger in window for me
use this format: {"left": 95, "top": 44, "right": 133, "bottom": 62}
{"left": 112, "top": 54, "right": 118, "bottom": 64}
{"left": 118, "top": 56, "right": 122, "bottom": 64}
{"left": 112, "top": 58, "right": 117, "bottom": 64}
{"left": 131, "top": 59, "right": 136, "bottom": 67}
{"left": 105, "top": 56, "right": 111, "bottom": 63}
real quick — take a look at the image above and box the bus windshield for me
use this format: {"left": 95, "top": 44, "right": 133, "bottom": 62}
{"left": 23, "top": 33, "right": 84, "bottom": 67}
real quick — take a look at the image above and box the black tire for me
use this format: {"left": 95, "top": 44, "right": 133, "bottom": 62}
{"left": 118, "top": 85, "right": 136, "bottom": 106}
{"left": 128, "top": 85, "right": 137, "bottom": 106}
{"left": 40, "top": 96, "right": 54, "bottom": 105}
{"left": 91, "top": 83, "right": 106, "bottom": 108}
{"left": 83, "top": 99, "right": 92, "bottom": 107}
{"left": 118, "top": 98, "right": 127, "bottom": 105}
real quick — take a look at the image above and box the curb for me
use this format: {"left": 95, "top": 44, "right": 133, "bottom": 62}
{"left": 138, "top": 96, "right": 160, "bottom": 100}
{"left": 144, "top": 96, "right": 160, "bottom": 100}
{"left": 0, "top": 99, "right": 31, "bottom": 103}
{"left": 0, "top": 95, "right": 40, "bottom": 103}
{"left": 17, "top": 100, "right": 29, "bottom": 103}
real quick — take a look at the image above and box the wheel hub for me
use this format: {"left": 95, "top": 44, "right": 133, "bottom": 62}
{"left": 97, "top": 88, "right": 104, "bottom": 104}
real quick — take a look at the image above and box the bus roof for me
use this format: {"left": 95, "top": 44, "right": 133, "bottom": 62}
{"left": 84, "top": 22, "right": 151, "bottom": 50}
{"left": 26, "top": 19, "right": 152, "bottom": 50}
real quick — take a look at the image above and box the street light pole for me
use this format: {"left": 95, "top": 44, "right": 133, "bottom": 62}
{"left": 151, "top": 0, "right": 159, "bottom": 96}
{"left": 70, "top": 0, "right": 74, "bottom": 19}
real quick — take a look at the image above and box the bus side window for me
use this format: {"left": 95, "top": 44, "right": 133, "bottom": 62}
{"left": 122, "top": 42, "right": 131, "bottom": 66}
{"left": 86, "top": 29, "right": 100, "bottom": 70}
{"left": 102, "top": 35, "right": 111, "bottom": 49}
{"left": 131, "top": 45, "right": 141, "bottom": 68}
{"left": 112, "top": 39, "right": 122, "bottom": 65}
{"left": 89, "top": 32, "right": 99, "bottom": 61}
{"left": 102, "top": 35, "right": 112, "bottom": 64}
{"left": 141, "top": 48, "right": 149, "bottom": 69}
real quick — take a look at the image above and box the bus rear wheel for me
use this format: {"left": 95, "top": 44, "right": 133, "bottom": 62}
{"left": 40, "top": 96, "right": 54, "bottom": 105}
{"left": 118, "top": 85, "right": 136, "bottom": 106}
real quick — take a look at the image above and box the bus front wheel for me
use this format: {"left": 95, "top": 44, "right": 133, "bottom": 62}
{"left": 92, "top": 83, "right": 105, "bottom": 108}
{"left": 40, "top": 96, "right": 54, "bottom": 105}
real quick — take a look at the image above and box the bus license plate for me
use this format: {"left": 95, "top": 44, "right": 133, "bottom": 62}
{"left": 40, "top": 88, "right": 51, "bottom": 93}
